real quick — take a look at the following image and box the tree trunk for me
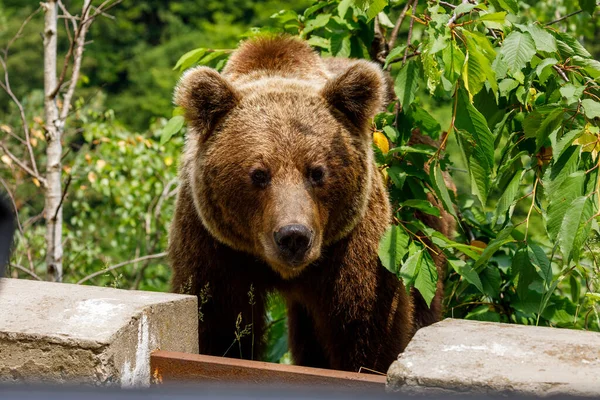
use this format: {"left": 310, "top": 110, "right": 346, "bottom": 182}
{"left": 43, "top": 0, "right": 62, "bottom": 282}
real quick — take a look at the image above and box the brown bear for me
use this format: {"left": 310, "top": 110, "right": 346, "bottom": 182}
{"left": 169, "top": 35, "right": 454, "bottom": 373}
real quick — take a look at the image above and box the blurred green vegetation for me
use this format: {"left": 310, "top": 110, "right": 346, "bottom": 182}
{"left": 0, "top": 0, "right": 311, "bottom": 130}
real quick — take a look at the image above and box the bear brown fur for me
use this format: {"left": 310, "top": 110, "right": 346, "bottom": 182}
{"left": 169, "top": 35, "right": 455, "bottom": 372}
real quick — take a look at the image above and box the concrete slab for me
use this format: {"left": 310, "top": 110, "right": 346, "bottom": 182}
{"left": 0, "top": 278, "right": 198, "bottom": 387}
{"left": 386, "top": 318, "right": 600, "bottom": 396}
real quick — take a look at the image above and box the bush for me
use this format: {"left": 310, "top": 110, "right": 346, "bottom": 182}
{"left": 167, "top": 0, "right": 600, "bottom": 338}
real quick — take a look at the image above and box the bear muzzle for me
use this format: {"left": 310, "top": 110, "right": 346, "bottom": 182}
{"left": 273, "top": 224, "right": 313, "bottom": 266}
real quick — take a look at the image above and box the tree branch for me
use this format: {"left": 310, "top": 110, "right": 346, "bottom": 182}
{"left": 439, "top": 1, "right": 456, "bottom": 9}
{"left": 388, "top": 50, "right": 421, "bottom": 66}
{"left": 9, "top": 263, "right": 43, "bottom": 281}
{"left": 0, "top": 177, "right": 23, "bottom": 236}
{"left": 59, "top": 0, "right": 92, "bottom": 122}
{"left": 51, "top": 0, "right": 93, "bottom": 101}
{"left": 52, "top": 173, "right": 72, "bottom": 222}
{"left": 0, "top": 57, "right": 41, "bottom": 179}
{"left": 76, "top": 252, "right": 168, "bottom": 285}
{"left": 370, "top": 16, "right": 388, "bottom": 66}
{"left": 0, "top": 142, "right": 47, "bottom": 186}
{"left": 553, "top": 64, "right": 570, "bottom": 82}
{"left": 3, "top": 6, "right": 42, "bottom": 57}
{"left": 388, "top": 1, "right": 412, "bottom": 51}
{"left": 448, "top": 0, "right": 470, "bottom": 26}
{"left": 403, "top": 0, "right": 419, "bottom": 65}
{"left": 545, "top": 9, "right": 585, "bottom": 26}
{"left": 82, "top": 0, "right": 124, "bottom": 25}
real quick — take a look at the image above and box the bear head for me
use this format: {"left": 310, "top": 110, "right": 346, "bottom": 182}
{"left": 174, "top": 38, "right": 386, "bottom": 279}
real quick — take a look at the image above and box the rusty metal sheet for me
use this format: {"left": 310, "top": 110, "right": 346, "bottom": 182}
{"left": 151, "top": 350, "right": 386, "bottom": 389}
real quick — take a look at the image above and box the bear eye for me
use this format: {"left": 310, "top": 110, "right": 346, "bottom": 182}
{"left": 308, "top": 166, "right": 325, "bottom": 186}
{"left": 250, "top": 169, "right": 271, "bottom": 188}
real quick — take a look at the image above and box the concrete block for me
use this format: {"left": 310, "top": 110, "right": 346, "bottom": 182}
{"left": 0, "top": 278, "right": 198, "bottom": 387}
{"left": 386, "top": 318, "right": 600, "bottom": 396}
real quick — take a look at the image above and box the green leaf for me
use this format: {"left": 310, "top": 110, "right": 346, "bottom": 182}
{"left": 429, "top": 162, "right": 458, "bottom": 219}
{"left": 303, "top": 2, "right": 328, "bottom": 18}
{"left": 582, "top": 99, "right": 600, "bottom": 119}
{"left": 414, "top": 251, "right": 439, "bottom": 307}
{"left": 330, "top": 35, "right": 352, "bottom": 57}
{"left": 586, "top": 293, "right": 600, "bottom": 302}
{"left": 455, "top": 3, "right": 478, "bottom": 14}
{"left": 535, "top": 58, "right": 558, "bottom": 82}
{"left": 517, "top": 24, "right": 557, "bottom": 53}
{"left": 571, "top": 200, "right": 595, "bottom": 262}
{"left": 378, "top": 225, "right": 410, "bottom": 274}
{"left": 338, "top": 0, "right": 353, "bottom": 18}
{"left": 449, "top": 259, "right": 484, "bottom": 294}
{"left": 270, "top": 9, "right": 299, "bottom": 23}
{"left": 523, "top": 107, "right": 564, "bottom": 150}
{"left": 160, "top": 116, "right": 185, "bottom": 145}
{"left": 499, "top": 78, "right": 519, "bottom": 98}
{"left": 366, "top": 0, "right": 387, "bottom": 21}
{"left": 384, "top": 45, "right": 407, "bottom": 69}
{"left": 409, "top": 105, "right": 441, "bottom": 136}
{"left": 536, "top": 108, "right": 564, "bottom": 150}
{"left": 559, "top": 196, "right": 593, "bottom": 263}
{"left": 560, "top": 84, "right": 585, "bottom": 105}
{"left": 173, "top": 48, "right": 206, "bottom": 71}
{"left": 529, "top": 243, "right": 552, "bottom": 285}
{"left": 474, "top": 225, "right": 514, "bottom": 270}
{"left": 494, "top": 171, "right": 522, "bottom": 225}
{"left": 579, "top": 0, "right": 597, "bottom": 15}
{"left": 199, "top": 50, "right": 228, "bottom": 66}
{"left": 463, "top": 38, "right": 495, "bottom": 98}
{"left": 455, "top": 89, "right": 495, "bottom": 205}
{"left": 429, "top": 233, "right": 482, "bottom": 260}
{"left": 480, "top": 11, "right": 507, "bottom": 23}
{"left": 303, "top": 13, "right": 331, "bottom": 35}
{"left": 556, "top": 33, "right": 591, "bottom": 58}
{"left": 544, "top": 145, "right": 580, "bottom": 200}
{"left": 388, "top": 165, "right": 407, "bottom": 188}
{"left": 512, "top": 246, "right": 538, "bottom": 300}
{"left": 498, "top": 0, "right": 518, "bottom": 14}
{"left": 500, "top": 31, "right": 537, "bottom": 74}
{"left": 442, "top": 41, "right": 465, "bottom": 88}
{"left": 387, "top": 145, "right": 435, "bottom": 156}
{"left": 569, "top": 274, "right": 581, "bottom": 303}
{"left": 480, "top": 264, "right": 501, "bottom": 298}
{"left": 402, "top": 199, "right": 441, "bottom": 217}
{"left": 553, "top": 129, "right": 582, "bottom": 159}
{"left": 465, "top": 305, "right": 501, "bottom": 322}
{"left": 307, "top": 36, "right": 330, "bottom": 49}
{"left": 572, "top": 56, "right": 600, "bottom": 79}
{"left": 399, "top": 249, "right": 422, "bottom": 288}
{"left": 378, "top": 12, "right": 395, "bottom": 28}
{"left": 382, "top": 125, "right": 399, "bottom": 142}
{"left": 546, "top": 171, "right": 585, "bottom": 241}
{"left": 394, "top": 60, "right": 420, "bottom": 108}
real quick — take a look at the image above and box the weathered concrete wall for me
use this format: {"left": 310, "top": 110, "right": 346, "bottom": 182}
{"left": 0, "top": 278, "right": 198, "bottom": 387}
{"left": 387, "top": 318, "right": 600, "bottom": 397}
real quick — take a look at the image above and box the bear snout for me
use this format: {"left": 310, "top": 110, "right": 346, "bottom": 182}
{"left": 273, "top": 224, "right": 313, "bottom": 265}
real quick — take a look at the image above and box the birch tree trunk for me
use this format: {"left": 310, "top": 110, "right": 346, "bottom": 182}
{"left": 43, "top": 0, "right": 62, "bottom": 282}
{"left": 42, "top": 0, "right": 93, "bottom": 282}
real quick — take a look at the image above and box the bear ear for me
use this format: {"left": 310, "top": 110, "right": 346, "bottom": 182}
{"left": 174, "top": 66, "right": 240, "bottom": 137}
{"left": 320, "top": 60, "right": 386, "bottom": 131}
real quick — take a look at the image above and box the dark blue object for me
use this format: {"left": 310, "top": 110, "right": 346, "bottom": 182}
{"left": 0, "top": 194, "right": 14, "bottom": 278}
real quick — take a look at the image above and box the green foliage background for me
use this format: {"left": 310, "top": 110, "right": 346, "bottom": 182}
{"left": 2, "top": 0, "right": 600, "bottom": 364}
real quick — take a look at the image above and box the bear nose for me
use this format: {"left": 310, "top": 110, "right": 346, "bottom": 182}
{"left": 273, "top": 224, "right": 313, "bottom": 263}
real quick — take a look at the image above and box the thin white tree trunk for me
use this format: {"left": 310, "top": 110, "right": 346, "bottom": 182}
{"left": 43, "top": 0, "right": 62, "bottom": 282}
{"left": 42, "top": 0, "right": 93, "bottom": 282}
